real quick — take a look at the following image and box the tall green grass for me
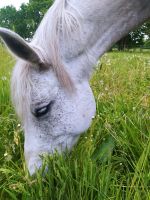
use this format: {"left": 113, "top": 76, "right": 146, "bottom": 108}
{"left": 0, "top": 45, "right": 15, "bottom": 114}
{"left": 0, "top": 46, "right": 150, "bottom": 199}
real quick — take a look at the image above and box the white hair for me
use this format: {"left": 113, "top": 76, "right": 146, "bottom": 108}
{"left": 11, "top": 61, "right": 31, "bottom": 120}
{"left": 32, "top": 0, "right": 81, "bottom": 91}
{"left": 11, "top": 0, "right": 81, "bottom": 120}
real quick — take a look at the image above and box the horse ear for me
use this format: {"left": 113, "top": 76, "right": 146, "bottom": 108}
{"left": 0, "top": 27, "right": 41, "bottom": 65}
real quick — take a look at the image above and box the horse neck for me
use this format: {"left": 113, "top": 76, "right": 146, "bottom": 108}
{"left": 33, "top": 0, "right": 150, "bottom": 80}
{"left": 68, "top": 0, "right": 150, "bottom": 60}
{"left": 63, "top": 0, "right": 150, "bottom": 80}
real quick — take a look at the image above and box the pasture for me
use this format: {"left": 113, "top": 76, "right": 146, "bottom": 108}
{"left": 0, "top": 45, "right": 150, "bottom": 199}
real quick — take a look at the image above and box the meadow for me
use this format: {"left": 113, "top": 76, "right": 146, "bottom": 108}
{"left": 0, "top": 44, "right": 150, "bottom": 200}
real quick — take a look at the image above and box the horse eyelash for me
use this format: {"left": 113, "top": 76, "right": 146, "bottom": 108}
{"left": 33, "top": 100, "right": 55, "bottom": 118}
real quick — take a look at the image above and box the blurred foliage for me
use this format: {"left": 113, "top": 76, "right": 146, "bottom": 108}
{"left": 116, "top": 22, "right": 150, "bottom": 50}
{"left": 0, "top": 0, "right": 53, "bottom": 39}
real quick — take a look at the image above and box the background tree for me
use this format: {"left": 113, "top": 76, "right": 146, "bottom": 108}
{"left": 0, "top": 6, "right": 17, "bottom": 31}
{"left": 0, "top": 0, "right": 53, "bottom": 39}
{"left": 116, "top": 22, "right": 150, "bottom": 50}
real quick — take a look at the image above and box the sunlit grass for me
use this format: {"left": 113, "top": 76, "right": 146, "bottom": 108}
{"left": 0, "top": 45, "right": 150, "bottom": 199}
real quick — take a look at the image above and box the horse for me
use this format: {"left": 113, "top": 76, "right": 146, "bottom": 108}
{"left": 0, "top": 0, "right": 150, "bottom": 175}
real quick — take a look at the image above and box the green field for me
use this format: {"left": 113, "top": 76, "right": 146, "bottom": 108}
{"left": 0, "top": 45, "right": 150, "bottom": 200}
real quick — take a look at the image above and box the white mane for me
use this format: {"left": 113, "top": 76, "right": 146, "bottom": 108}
{"left": 11, "top": 62, "right": 31, "bottom": 121}
{"left": 32, "top": 0, "right": 81, "bottom": 91}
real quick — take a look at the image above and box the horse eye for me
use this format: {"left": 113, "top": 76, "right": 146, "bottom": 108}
{"left": 34, "top": 101, "right": 54, "bottom": 117}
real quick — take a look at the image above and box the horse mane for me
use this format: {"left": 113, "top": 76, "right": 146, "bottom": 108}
{"left": 32, "top": 0, "right": 81, "bottom": 91}
{"left": 12, "top": 0, "right": 82, "bottom": 120}
{"left": 11, "top": 61, "right": 31, "bottom": 120}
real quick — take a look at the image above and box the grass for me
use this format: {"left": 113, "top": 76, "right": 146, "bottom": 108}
{"left": 0, "top": 45, "right": 150, "bottom": 199}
